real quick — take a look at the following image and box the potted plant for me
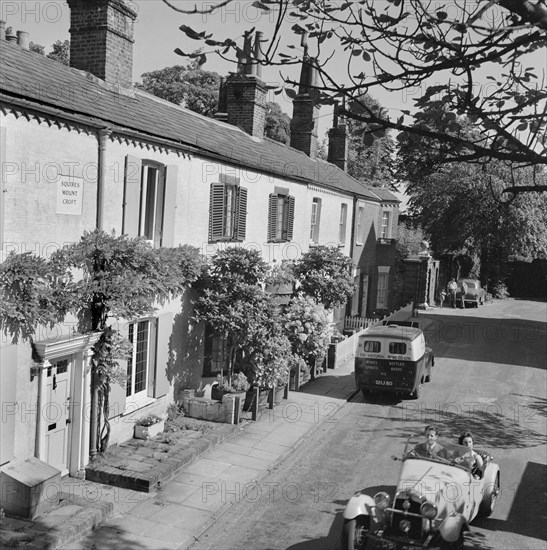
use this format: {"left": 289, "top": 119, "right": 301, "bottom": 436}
{"left": 211, "top": 372, "right": 250, "bottom": 401}
{"left": 134, "top": 414, "right": 165, "bottom": 440}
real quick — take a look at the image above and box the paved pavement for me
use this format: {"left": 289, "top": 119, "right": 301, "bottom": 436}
{"left": 58, "top": 358, "right": 358, "bottom": 550}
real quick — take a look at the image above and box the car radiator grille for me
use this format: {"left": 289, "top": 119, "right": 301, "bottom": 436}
{"left": 388, "top": 497, "right": 423, "bottom": 540}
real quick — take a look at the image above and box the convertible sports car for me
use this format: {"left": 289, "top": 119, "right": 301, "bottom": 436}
{"left": 456, "top": 278, "right": 487, "bottom": 307}
{"left": 342, "top": 436, "right": 500, "bottom": 549}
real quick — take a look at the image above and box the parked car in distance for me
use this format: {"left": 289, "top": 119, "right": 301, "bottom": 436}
{"left": 456, "top": 278, "right": 487, "bottom": 307}
{"left": 341, "top": 435, "right": 500, "bottom": 550}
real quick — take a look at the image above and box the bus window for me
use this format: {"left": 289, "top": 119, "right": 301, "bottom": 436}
{"left": 389, "top": 342, "right": 407, "bottom": 355}
{"left": 364, "top": 341, "right": 381, "bottom": 353}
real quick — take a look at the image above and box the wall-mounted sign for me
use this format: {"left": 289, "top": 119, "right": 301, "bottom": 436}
{"left": 57, "top": 176, "right": 83, "bottom": 215}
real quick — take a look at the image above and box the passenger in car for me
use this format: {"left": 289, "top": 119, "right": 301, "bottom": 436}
{"left": 411, "top": 425, "right": 448, "bottom": 459}
{"left": 455, "top": 431, "right": 484, "bottom": 476}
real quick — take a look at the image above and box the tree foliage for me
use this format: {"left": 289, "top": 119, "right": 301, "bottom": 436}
{"left": 47, "top": 40, "right": 70, "bottom": 65}
{"left": 137, "top": 58, "right": 222, "bottom": 117}
{"left": 166, "top": 0, "right": 547, "bottom": 193}
{"left": 137, "top": 60, "right": 292, "bottom": 143}
{"left": 292, "top": 245, "right": 355, "bottom": 309}
{"left": 408, "top": 162, "right": 547, "bottom": 281}
{"left": 192, "top": 247, "right": 271, "bottom": 380}
{"left": 1, "top": 230, "right": 203, "bottom": 453}
{"left": 24, "top": 35, "right": 70, "bottom": 65}
{"left": 347, "top": 95, "right": 396, "bottom": 188}
{"left": 265, "top": 102, "right": 291, "bottom": 144}
{"left": 282, "top": 295, "right": 333, "bottom": 371}
{"left": 0, "top": 252, "right": 74, "bottom": 343}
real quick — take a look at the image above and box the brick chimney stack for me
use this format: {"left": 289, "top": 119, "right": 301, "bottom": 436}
{"left": 67, "top": 0, "right": 137, "bottom": 88}
{"left": 327, "top": 101, "right": 348, "bottom": 171}
{"left": 290, "top": 37, "right": 320, "bottom": 158}
{"left": 225, "top": 31, "right": 268, "bottom": 138}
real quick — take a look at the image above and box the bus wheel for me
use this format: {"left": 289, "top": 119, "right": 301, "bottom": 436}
{"left": 411, "top": 384, "right": 422, "bottom": 399}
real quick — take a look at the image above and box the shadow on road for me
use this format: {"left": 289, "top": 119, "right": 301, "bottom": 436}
{"left": 474, "top": 461, "right": 547, "bottom": 542}
{"left": 353, "top": 400, "right": 547, "bottom": 449}
{"left": 419, "top": 312, "right": 546, "bottom": 370}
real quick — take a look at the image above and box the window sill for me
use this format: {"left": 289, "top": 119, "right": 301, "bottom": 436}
{"left": 377, "top": 238, "right": 396, "bottom": 245}
{"left": 123, "top": 395, "right": 156, "bottom": 416}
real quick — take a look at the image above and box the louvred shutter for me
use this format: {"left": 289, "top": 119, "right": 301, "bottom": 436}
{"left": 209, "top": 183, "right": 226, "bottom": 241}
{"left": 236, "top": 186, "right": 247, "bottom": 242}
{"left": 161, "top": 165, "right": 178, "bottom": 247}
{"left": 268, "top": 194, "right": 278, "bottom": 242}
{"left": 313, "top": 198, "right": 322, "bottom": 243}
{"left": 123, "top": 155, "right": 141, "bottom": 237}
{"left": 286, "top": 196, "right": 295, "bottom": 241}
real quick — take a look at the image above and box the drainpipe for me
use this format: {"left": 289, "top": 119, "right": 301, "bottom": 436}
{"left": 96, "top": 128, "right": 111, "bottom": 230}
{"left": 89, "top": 128, "right": 111, "bottom": 459}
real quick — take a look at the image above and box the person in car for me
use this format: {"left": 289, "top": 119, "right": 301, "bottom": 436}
{"left": 455, "top": 431, "right": 484, "bottom": 475}
{"left": 410, "top": 425, "right": 448, "bottom": 459}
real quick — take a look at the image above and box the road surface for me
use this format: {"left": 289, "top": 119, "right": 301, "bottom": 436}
{"left": 190, "top": 299, "right": 547, "bottom": 550}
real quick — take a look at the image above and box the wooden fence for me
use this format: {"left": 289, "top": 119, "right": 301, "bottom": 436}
{"left": 343, "top": 315, "right": 378, "bottom": 331}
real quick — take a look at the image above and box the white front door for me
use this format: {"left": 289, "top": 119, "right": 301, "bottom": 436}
{"left": 44, "top": 357, "right": 72, "bottom": 475}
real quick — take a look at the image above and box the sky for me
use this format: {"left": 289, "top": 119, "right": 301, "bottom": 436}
{"left": 2, "top": 0, "right": 544, "bottom": 147}
{"left": 0, "top": 0, "right": 409, "bottom": 141}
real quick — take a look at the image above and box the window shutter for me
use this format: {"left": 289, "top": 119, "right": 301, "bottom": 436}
{"left": 313, "top": 198, "right": 322, "bottom": 242}
{"left": 150, "top": 312, "right": 173, "bottom": 398}
{"left": 0, "top": 345, "right": 17, "bottom": 463}
{"left": 209, "top": 183, "right": 226, "bottom": 241}
{"left": 123, "top": 155, "right": 142, "bottom": 237}
{"left": 236, "top": 186, "right": 248, "bottom": 242}
{"left": 268, "top": 193, "right": 278, "bottom": 242}
{"left": 286, "top": 195, "right": 295, "bottom": 241}
{"left": 161, "top": 165, "right": 178, "bottom": 247}
{"left": 109, "top": 322, "right": 128, "bottom": 418}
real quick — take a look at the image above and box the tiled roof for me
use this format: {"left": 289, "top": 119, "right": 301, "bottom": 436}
{"left": 0, "top": 41, "right": 382, "bottom": 201}
{"left": 370, "top": 187, "right": 400, "bottom": 202}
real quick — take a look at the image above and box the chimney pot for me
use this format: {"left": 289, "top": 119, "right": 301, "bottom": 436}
{"left": 6, "top": 34, "right": 17, "bottom": 43}
{"left": 17, "top": 30, "right": 29, "bottom": 50}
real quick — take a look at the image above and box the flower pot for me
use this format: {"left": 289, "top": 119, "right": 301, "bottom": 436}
{"left": 134, "top": 419, "right": 165, "bottom": 440}
{"left": 211, "top": 385, "right": 227, "bottom": 402}
{"left": 223, "top": 391, "right": 246, "bottom": 414}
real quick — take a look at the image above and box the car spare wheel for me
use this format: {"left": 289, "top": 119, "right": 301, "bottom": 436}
{"left": 342, "top": 516, "right": 370, "bottom": 550}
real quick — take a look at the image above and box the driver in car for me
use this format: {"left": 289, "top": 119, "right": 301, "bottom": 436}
{"left": 410, "top": 425, "right": 448, "bottom": 459}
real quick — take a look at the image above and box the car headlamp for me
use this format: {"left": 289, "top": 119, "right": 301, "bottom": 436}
{"left": 420, "top": 501, "right": 438, "bottom": 519}
{"left": 374, "top": 491, "right": 391, "bottom": 510}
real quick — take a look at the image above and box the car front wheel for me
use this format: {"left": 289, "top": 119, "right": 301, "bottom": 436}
{"left": 342, "top": 516, "right": 370, "bottom": 550}
{"left": 479, "top": 473, "right": 500, "bottom": 517}
{"left": 440, "top": 530, "right": 464, "bottom": 550}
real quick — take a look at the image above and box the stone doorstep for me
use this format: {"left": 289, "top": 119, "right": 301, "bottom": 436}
{"left": 0, "top": 492, "right": 113, "bottom": 550}
{"left": 85, "top": 423, "right": 240, "bottom": 493}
